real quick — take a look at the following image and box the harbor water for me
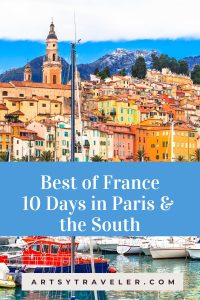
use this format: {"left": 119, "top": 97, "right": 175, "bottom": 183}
{"left": 1, "top": 254, "right": 200, "bottom": 299}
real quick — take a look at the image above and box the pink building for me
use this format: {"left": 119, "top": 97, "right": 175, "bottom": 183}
{"left": 99, "top": 123, "right": 135, "bottom": 161}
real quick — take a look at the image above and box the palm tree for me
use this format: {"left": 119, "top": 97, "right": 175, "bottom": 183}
{"left": 136, "top": 149, "right": 145, "bottom": 162}
{"left": 39, "top": 150, "right": 54, "bottom": 162}
{"left": 19, "top": 155, "right": 36, "bottom": 162}
{"left": 176, "top": 155, "right": 185, "bottom": 162}
{"left": 192, "top": 149, "right": 200, "bottom": 162}
{"left": 91, "top": 155, "right": 103, "bottom": 162}
{"left": 0, "top": 152, "right": 9, "bottom": 162}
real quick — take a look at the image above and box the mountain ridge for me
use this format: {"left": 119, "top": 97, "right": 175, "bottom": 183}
{"left": 0, "top": 48, "right": 199, "bottom": 82}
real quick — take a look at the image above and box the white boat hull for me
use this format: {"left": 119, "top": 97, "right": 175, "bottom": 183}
{"left": 98, "top": 244, "right": 118, "bottom": 253}
{"left": 150, "top": 248, "right": 187, "bottom": 259}
{"left": 117, "top": 245, "right": 143, "bottom": 255}
{"left": 142, "top": 248, "right": 151, "bottom": 256}
{"left": 187, "top": 249, "right": 200, "bottom": 259}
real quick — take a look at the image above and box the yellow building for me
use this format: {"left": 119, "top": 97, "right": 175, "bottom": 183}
{"left": 98, "top": 96, "right": 140, "bottom": 125}
{"left": 143, "top": 126, "right": 197, "bottom": 161}
{"left": 0, "top": 129, "right": 11, "bottom": 153}
{"left": 2, "top": 96, "right": 62, "bottom": 122}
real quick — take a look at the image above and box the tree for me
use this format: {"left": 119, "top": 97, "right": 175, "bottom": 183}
{"left": 192, "top": 149, "right": 200, "bottom": 162}
{"left": 151, "top": 54, "right": 160, "bottom": 70}
{"left": 118, "top": 68, "right": 126, "bottom": 76}
{"left": 39, "top": 150, "right": 54, "bottom": 162}
{"left": 94, "top": 67, "right": 99, "bottom": 75}
{"left": 191, "top": 65, "right": 200, "bottom": 84}
{"left": 176, "top": 155, "right": 185, "bottom": 162}
{"left": 169, "top": 58, "right": 179, "bottom": 74}
{"left": 19, "top": 155, "right": 36, "bottom": 162}
{"left": 99, "top": 67, "right": 111, "bottom": 80}
{"left": 159, "top": 54, "right": 171, "bottom": 69}
{"left": 0, "top": 152, "right": 9, "bottom": 162}
{"left": 178, "top": 60, "right": 189, "bottom": 75}
{"left": 136, "top": 149, "right": 145, "bottom": 162}
{"left": 91, "top": 155, "right": 103, "bottom": 162}
{"left": 132, "top": 57, "right": 147, "bottom": 79}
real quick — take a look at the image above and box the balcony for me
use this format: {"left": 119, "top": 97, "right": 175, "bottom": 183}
{"left": 46, "top": 135, "right": 54, "bottom": 142}
{"left": 83, "top": 140, "right": 90, "bottom": 148}
{"left": 110, "top": 110, "right": 116, "bottom": 116}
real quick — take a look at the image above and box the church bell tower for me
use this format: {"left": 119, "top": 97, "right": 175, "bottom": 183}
{"left": 42, "top": 21, "right": 62, "bottom": 85}
{"left": 24, "top": 63, "right": 32, "bottom": 82}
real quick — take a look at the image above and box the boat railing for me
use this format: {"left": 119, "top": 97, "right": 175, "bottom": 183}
{"left": 2, "top": 253, "right": 105, "bottom": 267}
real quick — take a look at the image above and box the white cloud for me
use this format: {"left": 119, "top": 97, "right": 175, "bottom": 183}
{"left": 1, "top": 0, "right": 200, "bottom": 42}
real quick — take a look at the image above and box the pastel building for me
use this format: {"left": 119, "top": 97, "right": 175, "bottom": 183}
{"left": 98, "top": 96, "right": 140, "bottom": 125}
{"left": 134, "top": 124, "right": 197, "bottom": 162}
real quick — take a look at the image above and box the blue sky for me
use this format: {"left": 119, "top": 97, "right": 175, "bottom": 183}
{"left": 1, "top": 39, "right": 200, "bottom": 73}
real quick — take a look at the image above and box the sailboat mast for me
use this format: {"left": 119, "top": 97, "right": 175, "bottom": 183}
{"left": 70, "top": 41, "right": 76, "bottom": 300}
{"left": 71, "top": 42, "right": 76, "bottom": 162}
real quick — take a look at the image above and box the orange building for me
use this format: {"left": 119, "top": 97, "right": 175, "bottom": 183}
{"left": 133, "top": 124, "right": 197, "bottom": 162}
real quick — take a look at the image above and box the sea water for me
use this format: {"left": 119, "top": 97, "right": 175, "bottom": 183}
{"left": 1, "top": 255, "right": 200, "bottom": 300}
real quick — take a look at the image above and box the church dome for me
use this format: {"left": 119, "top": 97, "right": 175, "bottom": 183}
{"left": 47, "top": 21, "right": 58, "bottom": 40}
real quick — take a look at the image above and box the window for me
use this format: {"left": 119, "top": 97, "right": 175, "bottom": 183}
{"left": 62, "top": 149, "right": 67, "bottom": 155}
{"left": 51, "top": 244, "right": 60, "bottom": 254}
{"left": 2, "top": 91, "right": 8, "bottom": 96}
{"left": 12, "top": 102, "right": 16, "bottom": 106}
{"left": 55, "top": 104, "right": 58, "bottom": 107}
{"left": 61, "top": 245, "right": 69, "bottom": 253}
{"left": 32, "top": 244, "right": 40, "bottom": 252}
{"left": 64, "top": 132, "right": 68, "bottom": 137}
{"left": 156, "top": 155, "right": 159, "bottom": 160}
{"left": 53, "top": 53, "right": 56, "bottom": 61}
{"left": 53, "top": 75, "right": 57, "bottom": 84}
{"left": 19, "top": 94, "right": 24, "bottom": 97}
{"left": 162, "top": 141, "right": 168, "bottom": 147}
{"left": 42, "top": 244, "right": 49, "bottom": 253}
{"left": 0, "top": 136, "right": 2, "bottom": 142}
{"left": 44, "top": 95, "right": 49, "bottom": 99}
{"left": 36, "top": 150, "right": 41, "bottom": 157}
{"left": 16, "top": 150, "right": 19, "bottom": 155}
{"left": 6, "top": 135, "right": 9, "bottom": 142}
{"left": 0, "top": 145, "right": 2, "bottom": 151}
{"left": 29, "top": 103, "right": 34, "bottom": 106}
{"left": 42, "top": 104, "right": 46, "bottom": 107}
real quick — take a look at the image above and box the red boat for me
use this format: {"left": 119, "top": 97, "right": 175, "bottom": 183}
{"left": 0, "top": 237, "right": 115, "bottom": 274}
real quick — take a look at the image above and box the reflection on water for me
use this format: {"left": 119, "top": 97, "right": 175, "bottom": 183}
{"left": 1, "top": 255, "right": 200, "bottom": 299}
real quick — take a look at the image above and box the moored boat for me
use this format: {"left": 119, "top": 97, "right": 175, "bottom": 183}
{"left": 150, "top": 247, "right": 187, "bottom": 259}
{"left": 117, "top": 244, "right": 143, "bottom": 255}
{"left": 0, "top": 263, "right": 15, "bottom": 288}
{"left": 150, "top": 237, "right": 197, "bottom": 259}
{"left": 97, "top": 238, "right": 120, "bottom": 253}
{"left": 187, "top": 243, "right": 200, "bottom": 259}
{"left": 0, "top": 238, "right": 113, "bottom": 274}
